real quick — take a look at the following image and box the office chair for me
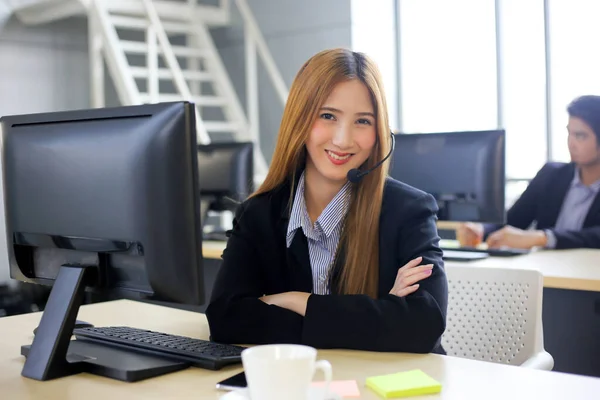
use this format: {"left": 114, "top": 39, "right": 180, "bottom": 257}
{"left": 442, "top": 266, "right": 554, "bottom": 370}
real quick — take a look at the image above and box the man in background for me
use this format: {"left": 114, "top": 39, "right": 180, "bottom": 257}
{"left": 458, "top": 95, "right": 600, "bottom": 250}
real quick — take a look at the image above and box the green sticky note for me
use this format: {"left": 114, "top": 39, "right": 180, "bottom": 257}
{"left": 366, "top": 369, "right": 442, "bottom": 398}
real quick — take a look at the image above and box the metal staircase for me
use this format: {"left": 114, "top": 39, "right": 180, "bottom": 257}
{"left": 8, "top": 0, "right": 289, "bottom": 183}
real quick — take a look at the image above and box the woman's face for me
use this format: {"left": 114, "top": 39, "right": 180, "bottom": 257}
{"left": 567, "top": 116, "right": 600, "bottom": 166}
{"left": 304, "top": 79, "right": 377, "bottom": 186}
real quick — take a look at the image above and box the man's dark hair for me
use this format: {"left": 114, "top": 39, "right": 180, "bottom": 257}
{"left": 567, "top": 95, "right": 600, "bottom": 142}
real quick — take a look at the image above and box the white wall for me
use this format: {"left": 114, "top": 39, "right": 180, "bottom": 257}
{"left": 0, "top": 16, "right": 89, "bottom": 116}
{"left": 0, "top": 16, "right": 89, "bottom": 283}
{"left": 0, "top": 2, "right": 10, "bottom": 28}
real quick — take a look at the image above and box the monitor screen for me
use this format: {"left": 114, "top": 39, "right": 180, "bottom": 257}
{"left": 390, "top": 130, "right": 505, "bottom": 224}
{"left": 1, "top": 102, "right": 204, "bottom": 305}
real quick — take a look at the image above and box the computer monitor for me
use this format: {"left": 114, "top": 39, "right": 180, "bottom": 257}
{"left": 390, "top": 130, "right": 505, "bottom": 224}
{"left": 197, "top": 142, "right": 253, "bottom": 231}
{"left": 0, "top": 102, "right": 204, "bottom": 380}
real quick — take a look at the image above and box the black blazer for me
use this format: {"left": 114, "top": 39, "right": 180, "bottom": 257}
{"left": 205, "top": 177, "right": 448, "bottom": 354}
{"left": 484, "top": 162, "right": 600, "bottom": 249}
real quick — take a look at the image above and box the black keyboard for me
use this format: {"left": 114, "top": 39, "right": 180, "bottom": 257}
{"left": 462, "top": 247, "right": 529, "bottom": 257}
{"left": 73, "top": 326, "right": 245, "bottom": 370}
{"left": 443, "top": 246, "right": 529, "bottom": 257}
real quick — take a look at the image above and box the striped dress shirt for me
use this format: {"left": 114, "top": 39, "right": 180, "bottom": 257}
{"left": 286, "top": 172, "right": 352, "bottom": 295}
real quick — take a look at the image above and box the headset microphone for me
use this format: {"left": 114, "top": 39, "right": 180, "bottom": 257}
{"left": 346, "top": 131, "right": 395, "bottom": 183}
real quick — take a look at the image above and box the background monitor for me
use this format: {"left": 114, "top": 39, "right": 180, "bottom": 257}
{"left": 197, "top": 142, "right": 253, "bottom": 235}
{"left": 0, "top": 101, "right": 204, "bottom": 380}
{"left": 197, "top": 141, "right": 254, "bottom": 208}
{"left": 390, "top": 130, "right": 505, "bottom": 224}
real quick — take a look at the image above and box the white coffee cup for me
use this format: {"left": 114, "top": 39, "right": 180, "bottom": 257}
{"left": 241, "top": 344, "right": 332, "bottom": 400}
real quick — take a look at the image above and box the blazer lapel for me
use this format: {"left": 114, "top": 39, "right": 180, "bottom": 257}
{"left": 286, "top": 231, "right": 313, "bottom": 292}
{"left": 276, "top": 176, "right": 313, "bottom": 293}
{"left": 327, "top": 240, "right": 346, "bottom": 295}
{"left": 584, "top": 191, "right": 600, "bottom": 227}
{"left": 541, "top": 164, "right": 573, "bottom": 227}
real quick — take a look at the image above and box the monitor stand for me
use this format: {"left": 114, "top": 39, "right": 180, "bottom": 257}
{"left": 20, "top": 264, "right": 189, "bottom": 382}
{"left": 21, "top": 340, "right": 189, "bottom": 382}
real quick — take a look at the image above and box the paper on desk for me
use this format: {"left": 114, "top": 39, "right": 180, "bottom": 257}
{"left": 312, "top": 380, "right": 361, "bottom": 398}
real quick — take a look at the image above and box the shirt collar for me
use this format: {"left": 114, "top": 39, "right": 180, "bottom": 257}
{"left": 572, "top": 168, "right": 600, "bottom": 193}
{"left": 286, "top": 173, "right": 308, "bottom": 247}
{"left": 286, "top": 171, "right": 352, "bottom": 247}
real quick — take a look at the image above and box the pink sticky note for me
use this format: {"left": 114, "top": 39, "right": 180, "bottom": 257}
{"left": 311, "top": 380, "right": 361, "bottom": 398}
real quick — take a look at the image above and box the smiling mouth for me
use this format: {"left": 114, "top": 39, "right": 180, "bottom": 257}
{"left": 326, "top": 150, "right": 353, "bottom": 160}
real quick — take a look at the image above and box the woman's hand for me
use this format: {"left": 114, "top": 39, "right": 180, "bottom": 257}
{"left": 259, "top": 292, "right": 311, "bottom": 316}
{"left": 389, "top": 256, "right": 433, "bottom": 297}
{"left": 259, "top": 257, "right": 434, "bottom": 311}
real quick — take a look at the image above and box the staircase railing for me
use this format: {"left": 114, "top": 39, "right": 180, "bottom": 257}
{"left": 87, "top": 0, "right": 289, "bottom": 181}
{"left": 141, "top": 0, "right": 210, "bottom": 143}
{"left": 89, "top": 0, "right": 140, "bottom": 106}
{"left": 89, "top": 0, "right": 210, "bottom": 143}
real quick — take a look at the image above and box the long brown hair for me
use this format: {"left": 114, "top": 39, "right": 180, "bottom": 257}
{"left": 251, "top": 48, "right": 391, "bottom": 298}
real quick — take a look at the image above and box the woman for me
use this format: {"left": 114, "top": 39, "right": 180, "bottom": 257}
{"left": 206, "top": 49, "right": 448, "bottom": 354}
{"left": 458, "top": 95, "right": 600, "bottom": 250}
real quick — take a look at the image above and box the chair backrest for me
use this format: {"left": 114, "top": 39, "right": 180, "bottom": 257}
{"left": 442, "top": 265, "right": 545, "bottom": 366}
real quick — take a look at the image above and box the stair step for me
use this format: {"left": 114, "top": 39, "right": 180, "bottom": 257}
{"left": 140, "top": 93, "right": 228, "bottom": 106}
{"left": 203, "top": 122, "right": 243, "bottom": 132}
{"left": 110, "top": 15, "right": 193, "bottom": 34}
{"left": 120, "top": 40, "right": 209, "bottom": 58}
{"left": 130, "top": 66, "right": 212, "bottom": 81}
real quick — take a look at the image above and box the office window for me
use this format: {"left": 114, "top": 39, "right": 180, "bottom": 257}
{"left": 351, "top": 0, "right": 398, "bottom": 129}
{"left": 498, "top": 0, "right": 547, "bottom": 179}
{"left": 398, "top": 0, "right": 497, "bottom": 133}
{"left": 548, "top": 0, "right": 600, "bottom": 162}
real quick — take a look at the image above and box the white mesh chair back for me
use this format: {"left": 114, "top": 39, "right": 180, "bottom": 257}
{"left": 442, "top": 266, "right": 545, "bottom": 366}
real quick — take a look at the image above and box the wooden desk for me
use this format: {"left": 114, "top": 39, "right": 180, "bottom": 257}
{"left": 1, "top": 300, "right": 600, "bottom": 400}
{"left": 435, "top": 222, "right": 600, "bottom": 291}
{"left": 444, "top": 247, "right": 600, "bottom": 292}
{"left": 202, "top": 241, "right": 600, "bottom": 292}
{"left": 203, "top": 240, "right": 227, "bottom": 260}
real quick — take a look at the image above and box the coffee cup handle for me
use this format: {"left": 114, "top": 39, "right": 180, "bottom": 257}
{"left": 314, "top": 360, "right": 332, "bottom": 397}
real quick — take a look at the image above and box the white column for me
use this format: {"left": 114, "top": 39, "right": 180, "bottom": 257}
{"left": 89, "top": 11, "right": 105, "bottom": 108}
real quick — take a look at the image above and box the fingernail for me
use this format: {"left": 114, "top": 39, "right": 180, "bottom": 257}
{"left": 426, "top": 270, "right": 432, "bottom": 275}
